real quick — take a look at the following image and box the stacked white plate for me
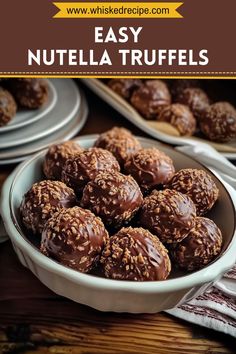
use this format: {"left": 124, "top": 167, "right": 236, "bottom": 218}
{"left": 0, "top": 79, "right": 88, "bottom": 164}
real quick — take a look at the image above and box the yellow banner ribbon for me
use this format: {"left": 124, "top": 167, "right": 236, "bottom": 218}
{"left": 53, "top": 2, "right": 183, "bottom": 19}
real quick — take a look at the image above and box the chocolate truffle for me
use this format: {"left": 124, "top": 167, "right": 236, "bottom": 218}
{"left": 124, "top": 148, "right": 175, "bottom": 193}
{"left": 199, "top": 102, "right": 236, "bottom": 142}
{"left": 215, "top": 101, "right": 236, "bottom": 113}
{"left": 20, "top": 180, "right": 77, "bottom": 234}
{"left": 130, "top": 80, "right": 171, "bottom": 119}
{"left": 158, "top": 103, "right": 196, "bottom": 136}
{"left": 81, "top": 171, "right": 143, "bottom": 228}
{"left": 170, "top": 217, "right": 222, "bottom": 271}
{"left": 62, "top": 148, "right": 120, "bottom": 195}
{"left": 43, "top": 141, "right": 83, "bottom": 180}
{"left": 107, "top": 79, "right": 142, "bottom": 100}
{"left": 6, "top": 78, "right": 48, "bottom": 109}
{"left": 165, "top": 168, "right": 219, "bottom": 215}
{"left": 176, "top": 87, "right": 210, "bottom": 119}
{"left": 0, "top": 88, "right": 17, "bottom": 127}
{"left": 41, "top": 206, "right": 108, "bottom": 273}
{"left": 140, "top": 189, "right": 196, "bottom": 244}
{"left": 94, "top": 127, "right": 141, "bottom": 166}
{"left": 100, "top": 227, "right": 171, "bottom": 281}
{"left": 170, "top": 79, "right": 201, "bottom": 99}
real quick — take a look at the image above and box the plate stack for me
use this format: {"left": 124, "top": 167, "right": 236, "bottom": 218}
{"left": 0, "top": 79, "right": 88, "bottom": 164}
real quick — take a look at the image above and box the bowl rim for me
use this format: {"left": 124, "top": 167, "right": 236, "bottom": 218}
{"left": 3, "top": 134, "right": 236, "bottom": 294}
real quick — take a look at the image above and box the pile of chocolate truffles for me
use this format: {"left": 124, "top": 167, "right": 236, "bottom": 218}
{"left": 107, "top": 79, "right": 236, "bottom": 142}
{"left": 20, "top": 127, "right": 223, "bottom": 282}
{"left": 0, "top": 79, "right": 48, "bottom": 127}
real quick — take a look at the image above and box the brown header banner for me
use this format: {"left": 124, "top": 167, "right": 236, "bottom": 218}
{"left": 1, "top": 0, "right": 236, "bottom": 77}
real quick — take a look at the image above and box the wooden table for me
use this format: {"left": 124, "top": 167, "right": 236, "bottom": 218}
{"left": 0, "top": 84, "right": 235, "bottom": 354}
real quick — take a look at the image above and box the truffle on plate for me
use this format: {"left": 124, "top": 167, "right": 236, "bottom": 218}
{"left": 62, "top": 148, "right": 120, "bottom": 195}
{"left": 170, "top": 217, "right": 222, "bottom": 271}
{"left": 130, "top": 80, "right": 171, "bottom": 119}
{"left": 199, "top": 102, "right": 236, "bottom": 142}
{"left": 140, "top": 189, "right": 196, "bottom": 244}
{"left": 94, "top": 127, "right": 141, "bottom": 166}
{"left": 100, "top": 227, "right": 171, "bottom": 281}
{"left": 43, "top": 141, "right": 83, "bottom": 180}
{"left": 176, "top": 87, "right": 210, "bottom": 119}
{"left": 170, "top": 79, "right": 201, "bottom": 99}
{"left": 20, "top": 180, "right": 77, "bottom": 234}
{"left": 124, "top": 147, "right": 175, "bottom": 193}
{"left": 41, "top": 206, "right": 108, "bottom": 273}
{"left": 107, "top": 79, "right": 142, "bottom": 100}
{"left": 0, "top": 88, "right": 17, "bottom": 127}
{"left": 165, "top": 168, "right": 219, "bottom": 215}
{"left": 158, "top": 103, "right": 196, "bottom": 136}
{"left": 6, "top": 78, "right": 48, "bottom": 109}
{"left": 81, "top": 171, "right": 143, "bottom": 228}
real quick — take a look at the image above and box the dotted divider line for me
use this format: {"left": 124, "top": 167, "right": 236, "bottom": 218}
{"left": 1, "top": 71, "right": 236, "bottom": 75}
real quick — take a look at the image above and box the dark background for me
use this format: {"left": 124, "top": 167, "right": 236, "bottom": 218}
{"left": 0, "top": 0, "right": 236, "bottom": 76}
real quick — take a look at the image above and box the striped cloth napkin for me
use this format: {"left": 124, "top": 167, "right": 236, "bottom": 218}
{"left": 167, "top": 267, "right": 236, "bottom": 338}
{"left": 166, "top": 144, "right": 236, "bottom": 338}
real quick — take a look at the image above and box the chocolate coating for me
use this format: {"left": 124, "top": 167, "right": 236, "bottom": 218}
{"left": 124, "top": 148, "right": 175, "bottom": 193}
{"left": 107, "top": 79, "right": 142, "bottom": 100}
{"left": 6, "top": 78, "right": 48, "bottom": 109}
{"left": 100, "top": 227, "right": 171, "bottom": 281}
{"left": 170, "top": 79, "right": 201, "bottom": 99}
{"left": 94, "top": 127, "right": 141, "bottom": 166}
{"left": 199, "top": 102, "right": 236, "bottom": 142}
{"left": 62, "top": 148, "right": 120, "bottom": 195}
{"left": 158, "top": 103, "right": 196, "bottom": 136}
{"left": 41, "top": 206, "right": 108, "bottom": 273}
{"left": 214, "top": 102, "right": 236, "bottom": 113}
{"left": 176, "top": 87, "right": 210, "bottom": 119}
{"left": 43, "top": 141, "right": 83, "bottom": 180}
{"left": 20, "top": 180, "right": 77, "bottom": 234}
{"left": 0, "top": 88, "right": 17, "bottom": 127}
{"left": 131, "top": 80, "right": 171, "bottom": 120}
{"left": 81, "top": 171, "right": 143, "bottom": 228}
{"left": 165, "top": 168, "right": 219, "bottom": 215}
{"left": 140, "top": 189, "right": 196, "bottom": 244}
{"left": 170, "top": 217, "right": 222, "bottom": 271}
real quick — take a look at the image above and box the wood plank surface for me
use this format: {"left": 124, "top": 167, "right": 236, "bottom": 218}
{"left": 0, "top": 82, "right": 235, "bottom": 354}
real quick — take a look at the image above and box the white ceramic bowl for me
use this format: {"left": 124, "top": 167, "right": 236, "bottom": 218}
{"left": 1, "top": 135, "right": 236, "bottom": 313}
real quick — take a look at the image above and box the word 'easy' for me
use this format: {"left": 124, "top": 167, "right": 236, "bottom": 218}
{"left": 94, "top": 27, "right": 143, "bottom": 43}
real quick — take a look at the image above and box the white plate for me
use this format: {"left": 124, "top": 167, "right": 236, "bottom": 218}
{"left": 0, "top": 79, "right": 80, "bottom": 149}
{"left": 0, "top": 80, "right": 57, "bottom": 133}
{"left": 0, "top": 90, "right": 88, "bottom": 164}
{"left": 81, "top": 79, "right": 236, "bottom": 160}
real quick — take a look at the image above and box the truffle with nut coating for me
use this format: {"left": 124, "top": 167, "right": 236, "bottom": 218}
{"left": 124, "top": 147, "right": 175, "bottom": 193}
{"left": 0, "top": 88, "right": 17, "bottom": 127}
{"left": 131, "top": 80, "right": 171, "bottom": 119}
{"left": 108, "top": 79, "right": 142, "bottom": 100}
{"left": 100, "top": 227, "right": 171, "bottom": 281}
{"left": 43, "top": 141, "right": 83, "bottom": 180}
{"left": 199, "top": 102, "right": 236, "bottom": 142}
{"left": 94, "top": 127, "right": 141, "bottom": 167}
{"left": 158, "top": 103, "right": 196, "bottom": 136}
{"left": 176, "top": 87, "right": 210, "bottom": 120}
{"left": 20, "top": 180, "right": 77, "bottom": 234}
{"left": 81, "top": 171, "right": 143, "bottom": 228}
{"left": 170, "top": 217, "right": 222, "bottom": 271}
{"left": 165, "top": 168, "right": 219, "bottom": 215}
{"left": 62, "top": 147, "right": 120, "bottom": 195}
{"left": 41, "top": 206, "right": 108, "bottom": 273}
{"left": 140, "top": 189, "right": 196, "bottom": 244}
{"left": 5, "top": 78, "right": 48, "bottom": 109}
